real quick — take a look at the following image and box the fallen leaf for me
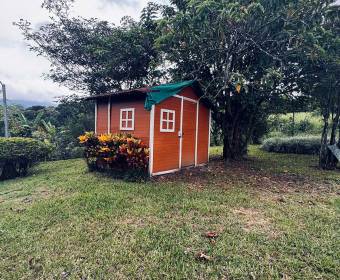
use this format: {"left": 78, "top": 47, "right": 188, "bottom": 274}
{"left": 277, "top": 197, "right": 286, "bottom": 203}
{"left": 195, "top": 252, "right": 212, "bottom": 261}
{"left": 61, "top": 271, "right": 70, "bottom": 279}
{"left": 204, "top": 231, "right": 219, "bottom": 238}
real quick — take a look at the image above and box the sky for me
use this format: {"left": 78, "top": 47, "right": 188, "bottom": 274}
{"left": 0, "top": 0, "right": 339, "bottom": 104}
{"left": 0, "top": 0, "right": 166, "bottom": 104}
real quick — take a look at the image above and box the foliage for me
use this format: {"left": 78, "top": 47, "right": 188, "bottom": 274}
{"left": 267, "top": 112, "right": 323, "bottom": 137}
{"left": 79, "top": 132, "right": 149, "bottom": 180}
{"left": 51, "top": 95, "right": 94, "bottom": 159}
{"left": 15, "top": 1, "right": 161, "bottom": 94}
{"left": 0, "top": 146, "right": 338, "bottom": 278}
{"left": 1, "top": 96, "right": 94, "bottom": 160}
{"left": 261, "top": 136, "right": 321, "bottom": 155}
{"left": 155, "top": 0, "right": 335, "bottom": 159}
{"left": 15, "top": 0, "right": 340, "bottom": 168}
{"left": 0, "top": 137, "right": 51, "bottom": 180}
{"left": 296, "top": 4, "right": 340, "bottom": 169}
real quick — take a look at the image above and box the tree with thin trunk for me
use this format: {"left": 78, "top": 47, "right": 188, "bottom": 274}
{"left": 297, "top": 4, "right": 340, "bottom": 169}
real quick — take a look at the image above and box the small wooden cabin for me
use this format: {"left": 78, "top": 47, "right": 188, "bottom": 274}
{"left": 88, "top": 80, "right": 211, "bottom": 176}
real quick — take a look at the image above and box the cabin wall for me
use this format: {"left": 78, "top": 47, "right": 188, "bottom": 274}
{"left": 110, "top": 99, "right": 150, "bottom": 145}
{"left": 197, "top": 103, "right": 210, "bottom": 164}
{"left": 95, "top": 98, "right": 150, "bottom": 145}
{"left": 96, "top": 98, "right": 109, "bottom": 134}
{"left": 179, "top": 87, "right": 198, "bottom": 100}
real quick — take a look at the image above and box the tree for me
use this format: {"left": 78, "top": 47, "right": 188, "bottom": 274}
{"left": 15, "top": 0, "right": 161, "bottom": 94}
{"left": 156, "top": 0, "right": 336, "bottom": 159}
{"left": 16, "top": 0, "right": 339, "bottom": 163}
{"left": 298, "top": 4, "right": 340, "bottom": 169}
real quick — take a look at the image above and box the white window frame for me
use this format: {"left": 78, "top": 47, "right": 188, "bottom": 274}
{"left": 120, "top": 108, "right": 135, "bottom": 131}
{"left": 160, "top": 109, "right": 175, "bottom": 132}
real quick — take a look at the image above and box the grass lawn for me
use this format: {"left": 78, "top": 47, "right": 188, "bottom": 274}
{"left": 0, "top": 146, "right": 339, "bottom": 279}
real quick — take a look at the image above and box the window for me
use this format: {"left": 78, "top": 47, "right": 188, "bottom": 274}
{"left": 120, "top": 108, "right": 135, "bottom": 130}
{"left": 160, "top": 109, "right": 175, "bottom": 132}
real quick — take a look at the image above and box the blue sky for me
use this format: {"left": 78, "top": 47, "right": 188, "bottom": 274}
{"left": 0, "top": 0, "right": 339, "bottom": 103}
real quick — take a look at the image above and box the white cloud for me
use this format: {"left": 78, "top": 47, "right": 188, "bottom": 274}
{"left": 0, "top": 0, "right": 166, "bottom": 103}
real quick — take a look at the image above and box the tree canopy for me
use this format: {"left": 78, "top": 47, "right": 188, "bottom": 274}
{"left": 16, "top": 0, "right": 340, "bottom": 166}
{"left": 156, "top": 0, "right": 338, "bottom": 159}
{"left": 16, "top": 1, "right": 161, "bottom": 94}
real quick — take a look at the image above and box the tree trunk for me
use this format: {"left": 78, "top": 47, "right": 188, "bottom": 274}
{"left": 328, "top": 93, "right": 340, "bottom": 168}
{"left": 319, "top": 91, "right": 340, "bottom": 169}
{"left": 223, "top": 123, "right": 246, "bottom": 160}
{"left": 292, "top": 111, "right": 295, "bottom": 136}
{"left": 222, "top": 111, "right": 252, "bottom": 160}
{"left": 221, "top": 94, "right": 264, "bottom": 160}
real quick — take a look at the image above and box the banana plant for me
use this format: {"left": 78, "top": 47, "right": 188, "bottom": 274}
{"left": 16, "top": 111, "right": 56, "bottom": 143}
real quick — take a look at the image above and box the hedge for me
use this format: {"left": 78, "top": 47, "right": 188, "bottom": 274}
{"left": 0, "top": 137, "right": 51, "bottom": 180}
{"left": 261, "top": 136, "right": 321, "bottom": 155}
{"left": 79, "top": 132, "right": 149, "bottom": 180}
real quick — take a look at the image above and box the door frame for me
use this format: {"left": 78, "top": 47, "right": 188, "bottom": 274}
{"left": 173, "top": 94, "right": 199, "bottom": 169}
{"left": 149, "top": 94, "right": 201, "bottom": 176}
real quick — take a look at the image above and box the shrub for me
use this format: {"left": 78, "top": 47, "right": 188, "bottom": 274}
{"left": 0, "top": 137, "right": 51, "bottom": 180}
{"left": 267, "top": 113, "right": 323, "bottom": 136}
{"left": 79, "top": 132, "right": 149, "bottom": 180}
{"left": 261, "top": 136, "right": 321, "bottom": 155}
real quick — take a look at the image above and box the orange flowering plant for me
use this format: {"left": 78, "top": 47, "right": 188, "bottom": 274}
{"left": 78, "top": 132, "right": 149, "bottom": 176}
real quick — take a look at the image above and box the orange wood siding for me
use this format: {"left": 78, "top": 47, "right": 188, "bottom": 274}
{"left": 110, "top": 100, "right": 150, "bottom": 145}
{"left": 152, "top": 96, "right": 181, "bottom": 173}
{"left": 96, "top": 99, "right": 108, "bottom": 134}
{"left": 179, "top": 87, "right": 199, "bottom": 100}
{"left": 197, "top": 103, "right": 210, "bottom": 164}
{"left": 181, "top": 100, "right": 197, "bottom": 167}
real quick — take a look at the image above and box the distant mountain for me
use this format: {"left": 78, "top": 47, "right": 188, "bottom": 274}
{"left": 6, "top": 99, "right": 55, "bottom": 108}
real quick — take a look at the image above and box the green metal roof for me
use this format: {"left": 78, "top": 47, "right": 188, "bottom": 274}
{"left": 144, "top": 80, "right": 204, "bottom": 110}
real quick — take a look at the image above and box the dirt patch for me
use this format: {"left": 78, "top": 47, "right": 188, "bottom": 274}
{"left": 232, "top": 207, "right": 279, "bottom": 238}
{"left": 118, "top": 217, "right": 148, "bottom": 228}
{"left": 153, "top": 158, "right": 337, "bottom": 195}
{"left": 0, "top": 187, "right": 60, "bottom": 209}
{"left": 0, "top": 188, "right": 23, "bottom": 196}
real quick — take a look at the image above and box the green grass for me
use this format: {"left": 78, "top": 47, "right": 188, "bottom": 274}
{"left": 0, "top": 146, "right": 339, "bottom": 279}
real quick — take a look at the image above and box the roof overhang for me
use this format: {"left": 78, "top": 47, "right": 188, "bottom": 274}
{"left": 84, "top": 81, "right": 213, "bottom": 110}
{"left": 84, "top": 88, "right": 149, "bottom": 101}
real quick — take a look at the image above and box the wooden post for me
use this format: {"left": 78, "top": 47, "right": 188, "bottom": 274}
{"left": 0, "top": 82, "right": 9, "bottom": 137}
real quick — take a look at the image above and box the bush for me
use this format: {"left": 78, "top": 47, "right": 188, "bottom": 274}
{"left": 79, "top": 132, "right": 149, "bottom": 180}
{"left": 261, "top": 136, "right": 321, "bottom": 155}
{"left": 0, "top": 137, "right": 51, "bottom": 180}
{"left": 267, "top": 113, "right": 322, "bottom": 136}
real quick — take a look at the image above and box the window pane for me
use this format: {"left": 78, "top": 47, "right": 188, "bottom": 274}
{"left": 127, "top": 110, "right": 132, "bottom": 119}
{"left": 122, "top": 120, "right": 127, "bottom": 128}
{"left": 168, "top": 121, "right": 173, "bottom": 131}
{"left": 127, "top": 120, "right": 133, "bottom": 128}
{"left": 161, "top": 120, "right": 166, "bottom": 130}
{"left": 162, "top": 111, "right": 167, "bottom": 120}
{"left": 169, "top": 112, "right": 174, "bottom": 121}
{"left": 122, "top": 111, "right": 127, "bottom": 119}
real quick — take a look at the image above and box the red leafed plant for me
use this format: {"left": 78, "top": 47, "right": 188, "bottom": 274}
{"left": 79, "top": 132, "right": 149, "bottom": 180}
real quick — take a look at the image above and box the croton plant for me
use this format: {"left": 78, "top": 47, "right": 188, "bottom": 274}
{"left": 79, "top": 132, "right": 149, "bottom": 174}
